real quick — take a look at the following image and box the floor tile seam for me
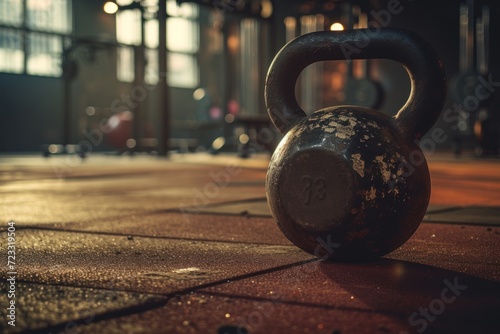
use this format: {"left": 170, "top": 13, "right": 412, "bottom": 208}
{"left": 0, "top": 226, "right": 291, "bottom": 246}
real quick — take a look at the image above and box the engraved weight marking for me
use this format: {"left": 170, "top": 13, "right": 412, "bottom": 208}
{"left": 302, "top": 176, "right": 327, "bottom": 205}
{"left": 302, "top": 176, "right": 312, "bottom": 205}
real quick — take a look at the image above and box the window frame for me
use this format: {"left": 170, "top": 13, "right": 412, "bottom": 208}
{"left": 115, "top": 0, "right": 200, "bottom": 88}
{"left": 0, "top": 0, "right": 72, "bottom": 77}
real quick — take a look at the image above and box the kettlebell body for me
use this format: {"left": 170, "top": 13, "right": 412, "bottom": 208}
{"left": 265, "top": 29, "right": 447, "bottom": 261}
{"left": 267, "top": 106, "right": 430, "bottom": 261}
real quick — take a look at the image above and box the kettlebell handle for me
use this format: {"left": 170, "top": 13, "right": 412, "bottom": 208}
{"left": 265, "top": 28, "right": 447, "bottom": 139}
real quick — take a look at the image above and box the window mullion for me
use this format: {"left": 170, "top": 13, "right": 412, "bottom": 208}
{"left": 22, "top": 0, "right": 27, "bottom": 74}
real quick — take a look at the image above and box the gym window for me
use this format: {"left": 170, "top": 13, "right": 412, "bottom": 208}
{"left": 0, "top": 0, "right": 72, "bottom": 76}
{"left": 115, "top": 0, "right": 199, "bottom": 88}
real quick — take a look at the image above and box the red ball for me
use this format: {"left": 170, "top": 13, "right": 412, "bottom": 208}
{"left": 106, "top": 111, "right": 133, "bottom": 149}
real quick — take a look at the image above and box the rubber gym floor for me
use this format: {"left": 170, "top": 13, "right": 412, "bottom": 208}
{"left": 0, "top": 152, "right": 499, "bottom": 334}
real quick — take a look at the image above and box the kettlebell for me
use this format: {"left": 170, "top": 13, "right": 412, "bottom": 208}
{"left": 265, "top": 28, "right": 447, "bottom": 261}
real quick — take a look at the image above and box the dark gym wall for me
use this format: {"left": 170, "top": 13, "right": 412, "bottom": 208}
{"left": 0, "top": 74, "right": 64, "bottom": 151}
{"left": 0, "top": 0, "right": 118, "bottom": 152}
{"left": 73, "top": 0, "right": 116, "bottom": 40}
